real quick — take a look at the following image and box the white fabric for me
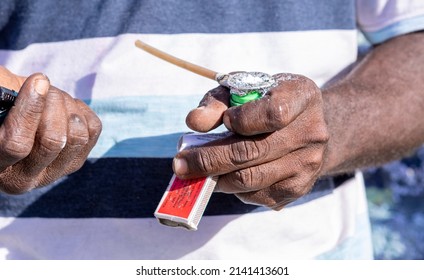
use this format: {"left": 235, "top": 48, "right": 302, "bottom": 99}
{"left": 0, "top": 173, "right": 371, "bottom": 259}
{"left": 357, "top": 0, "right": 424, "bottom": 32}
{"left": 0, "top": 32, "right": 358, "bottom": 158}
{"left": 1, "top": 31, "right": 357, "bottom": 99}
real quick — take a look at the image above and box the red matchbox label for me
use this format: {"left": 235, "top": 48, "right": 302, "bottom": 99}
{"left": 156, "top": 176, "right": 208, "bottom": 219}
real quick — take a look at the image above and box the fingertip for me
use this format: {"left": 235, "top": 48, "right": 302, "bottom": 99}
{"left": 172, "top": 156, "right": 189, "bottom": 177}
{"left": 186, "top": 106, "right": 224, "bottom": 132}
{"left": 33, "top": 75, "right": 50, "bottom": 96}
{"left": 186, "top": 86, "right": 230, "bottom": 132}
{"left": 20, "top": 73, "right": 50, "bottom": 96}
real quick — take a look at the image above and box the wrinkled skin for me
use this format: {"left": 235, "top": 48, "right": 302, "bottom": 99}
{"left": 174, "top": 73, "right": 329, "bottom": 210}
{"left": 0, "top": 67, "right": 102, "bottom": 194}
{"left": 173, "top": 32, "right": 424, "bottom": 210}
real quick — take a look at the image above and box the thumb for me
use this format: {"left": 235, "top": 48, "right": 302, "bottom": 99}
{"left": 0, "top": 73, "right": 50, "bottom": 164}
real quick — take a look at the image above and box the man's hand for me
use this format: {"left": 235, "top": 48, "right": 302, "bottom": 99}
{"left": 174, "top": 32, "right": 424, "bottom": 211}
{"left": 0, "top": 67, "right": 102, "bottom": 194}
{"left": 173, "top": 73, "right": 329, "bottom": 210}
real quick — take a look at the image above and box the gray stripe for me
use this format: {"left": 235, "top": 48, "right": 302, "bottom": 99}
{"left": 0, "top": 0, "right": 355, "bottom": 50}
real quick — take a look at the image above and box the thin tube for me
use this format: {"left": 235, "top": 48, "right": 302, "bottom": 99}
{"left": 135, "top": 39, "right": 220, "bottom": 81}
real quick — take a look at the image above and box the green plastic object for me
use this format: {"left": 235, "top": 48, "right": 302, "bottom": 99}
{"left": 230, "top": 90, "right": 262, "bottom": 107}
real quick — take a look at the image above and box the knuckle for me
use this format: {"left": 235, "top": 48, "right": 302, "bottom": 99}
{"left": 232, "top": 168, "right": 256, "bottom": 191}
{"left": 67, "top": 114, "right": 89, "bottom": 146}
{"left": 318, "top": 126, "right": 330, "bottom": 143}
{"left": 295, "top": 77, "right": 320, "bottom": 105}
{"left": 194, "top": 149, "right": 217, "bottom": 174}
{"left": 229, "top": 139, "right": 269, "bottom": 165}
{"left": 266, "top": 101, "right": 291, "bottom": 129}
{"left": 304, "top": 149, "right": 324, "bottom": 172}
{"left": 38, "top": 133, "right": 66, "bottom": 155}
{"left": 1, "top": 137, "right": 33, "bottom": 160}
{"left": 284, "top": 171, "right": 316, "bottom": 198}
{"left": 67, "top": 133, "right": 89, "bottom": 147}
{"left": 302, "top": 120, "right": 329, "bottom": 145}
{"left": 291, "top": 149, "right": 323, "bottom": 177}
{"left": 236, "top": 175, "right": 316, "bottom": 210}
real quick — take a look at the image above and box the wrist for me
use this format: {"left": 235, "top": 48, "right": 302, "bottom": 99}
{"left": 318, "top": 82, "right": 356, "bottom": 177}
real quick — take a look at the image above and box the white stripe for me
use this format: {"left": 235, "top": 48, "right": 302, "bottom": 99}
{"left": 1, "top": 31, "right": 357, "bottom": 100}
{"left": 1, "top": 31, "right": 358, "bottom": 158}
{"left": 357, "top": 0, "right": 424, "bottom": 32}
{"left": 0, "top": 175, "right": 371, "bottom": 259}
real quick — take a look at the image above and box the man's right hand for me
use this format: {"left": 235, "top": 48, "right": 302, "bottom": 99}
{"left": 0, "top": 67, "right": 102, "bottom": 194}
{"left": 175, "top": 73, "right": 329, "bottom": 210}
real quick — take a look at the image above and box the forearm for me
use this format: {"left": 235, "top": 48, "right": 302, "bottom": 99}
{"left": 321, "top": 31, "right": 424, "bottom": 176}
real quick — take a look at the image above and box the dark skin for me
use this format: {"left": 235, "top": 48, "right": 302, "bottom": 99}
{"left": 0, "top": 67, "right": 102, "bottom": 194}
{"left": 173, "top": 31, "right": 424, "bottom": 210}
{"left": 1, "top": 31, "right": 422, "bottom": 207}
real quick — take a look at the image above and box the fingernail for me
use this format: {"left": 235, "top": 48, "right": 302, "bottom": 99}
{"left": 34, "top": 76, "right": 49, "bottom": 95}
{"left": 173, "top": 157, "right": 188, "bottom": 176}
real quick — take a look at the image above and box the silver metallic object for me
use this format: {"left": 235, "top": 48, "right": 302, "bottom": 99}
{"left": 226, "top": 71, "right": 276, "bottom": 96}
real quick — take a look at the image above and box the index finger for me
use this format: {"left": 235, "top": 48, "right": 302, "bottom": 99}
{"left": 0, "top": 73, "right": 50, "bottom": 168}
{"left": 185, "top": 86, "right": 230, "bottom": 132}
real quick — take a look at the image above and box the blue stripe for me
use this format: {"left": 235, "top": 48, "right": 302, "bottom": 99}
{"left": 0, "top": 157, "right": 347, "bottom": 218}
{"left": 0, "top": 0, "right": 355, "bottom": 50}
{"left": 363, "top": 15, "right": 424, "bottom": 44}
{"left": 0, "top": 158, "right": 261, "bottom": 218}
{"left": 86, "top": 95, "right": 212, "bottom": 158}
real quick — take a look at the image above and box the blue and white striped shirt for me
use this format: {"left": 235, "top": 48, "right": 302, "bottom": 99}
{"left": 0, "top": 0, "right": 423, "bottom": 259}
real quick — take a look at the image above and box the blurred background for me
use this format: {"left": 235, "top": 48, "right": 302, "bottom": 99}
{"left": 357, "top": 33, "right": 424, "bottom": 259}
{"left": 364, "top": 146, "right": 424, "bottom": 259}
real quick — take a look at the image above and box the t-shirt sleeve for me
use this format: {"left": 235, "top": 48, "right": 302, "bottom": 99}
{"left": 356, "top": 0, "right": 424, "bottom": 44}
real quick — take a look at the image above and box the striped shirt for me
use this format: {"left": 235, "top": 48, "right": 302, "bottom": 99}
{"left": 0, "top": 0, "right": 423, "bottom": 259}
